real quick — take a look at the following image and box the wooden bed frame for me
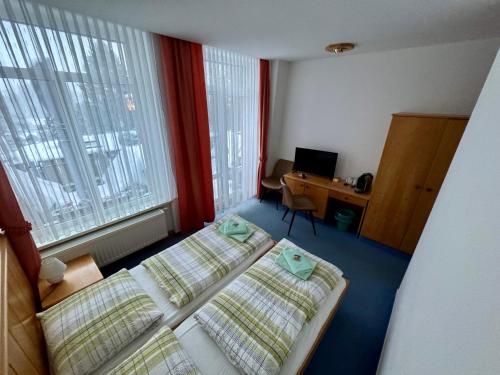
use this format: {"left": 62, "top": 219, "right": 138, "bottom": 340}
{"left": 1, "top": 234, "right": 48, "bottom": 374}
{"left": 297, "top": 278, "right": 349, "bottom": 374}
{"left": 1, "top": 233, "right": 348, "bottom": 375}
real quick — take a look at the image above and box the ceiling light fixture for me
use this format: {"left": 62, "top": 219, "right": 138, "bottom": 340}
{"left": 325, "top": 43, "right": 355, "bottom": 55}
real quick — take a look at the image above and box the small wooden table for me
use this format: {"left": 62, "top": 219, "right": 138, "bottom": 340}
{"left": 284, "top": 172, "right": 371, "bottom": 236}
{"left": 38, "top": 254, "right": 103, "bottom": 310}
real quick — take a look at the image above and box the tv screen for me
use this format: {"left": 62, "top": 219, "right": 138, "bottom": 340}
{"left": 293, "top": 147, "right": 338, "bottom": 178}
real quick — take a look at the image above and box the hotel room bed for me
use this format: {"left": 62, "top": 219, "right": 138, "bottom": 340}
{"left": 95, "top": 239, "right": 348, "bottom": 375}
{"left": 175, "top": 276, "right": 348, "bottom": 375}
{"left": 95, "top": 280, "right": 347, "bottom": 375}
{"left": 3, "top": 217, "right": 347, "bottom": 375}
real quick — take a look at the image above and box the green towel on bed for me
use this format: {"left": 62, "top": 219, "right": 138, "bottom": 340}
{"left": 221, "top": 219, "right": 249, "bottom": 235}
{"left": 218, "top": 219, "right": 254, "bottom": 242}
{"left": 276, "top": 247, "right": 317, "bottom": 280}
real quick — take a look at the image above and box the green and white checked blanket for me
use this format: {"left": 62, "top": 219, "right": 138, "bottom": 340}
{"left": 142, "top": 214, "right": 271, "bottom": 307}
{"left": 107, "top": 326, "right": 200, "bottom": 375}
{"left": 194, "top": 238, "right": 343, "bottom": 375}
{"left": 37, "top": 269, "right": 163, "bottom": 375}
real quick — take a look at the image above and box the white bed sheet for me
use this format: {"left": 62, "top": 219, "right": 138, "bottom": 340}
{"left": 175, "top": 277, "right": 347, "bottom": 375}
{"left": 95, "top": 238, "right": 274, "bottom": 375}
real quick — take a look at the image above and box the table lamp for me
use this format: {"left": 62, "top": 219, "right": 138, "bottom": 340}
{"left": 39, "top": 257, "right": 67, "bottom": 284}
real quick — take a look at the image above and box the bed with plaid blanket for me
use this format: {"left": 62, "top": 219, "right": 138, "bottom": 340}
{"left": 194, "top": 239, "right": 343, "bottom": 375}
{"left": 142, "top": 214, "right": 271, "bottom": 307}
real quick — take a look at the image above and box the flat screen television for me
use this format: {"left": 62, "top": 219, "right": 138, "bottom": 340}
{"left": 293, "top": 147, "right": 338, "bottom": 179}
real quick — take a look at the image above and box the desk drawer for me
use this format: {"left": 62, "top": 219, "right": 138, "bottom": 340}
{"left": 329, "top": 190, "right": 368, "bottom": 207}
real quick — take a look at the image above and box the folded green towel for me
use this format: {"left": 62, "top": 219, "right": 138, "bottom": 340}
{"left": 276, "top": 247, "right": 317, "bottom": 280}
{"left": 218, "top": 219, "right": 254, "bottom": 242}
{"left": 227, "top": 229, "right": 254, "bottom": 243}
{"left": 221, "top": 219, "right": 249, "bottom": 235}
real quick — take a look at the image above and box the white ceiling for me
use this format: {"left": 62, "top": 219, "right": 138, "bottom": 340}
{"left": 38, "top": 0, "right": 500, "bottom": 61}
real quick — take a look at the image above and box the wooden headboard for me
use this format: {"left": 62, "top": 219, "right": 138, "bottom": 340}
{"left": 1, "top": 234, "right": 48, "bottom": 374}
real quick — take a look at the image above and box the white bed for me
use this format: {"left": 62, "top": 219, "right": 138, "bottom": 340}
{"left": 95, "top": 237, "right": 274, "bottom": 375}
{"left": 96, "top": 265, "right": 347, "bottom": 375}
{"left": 175, "top": 277, "right": 348, "bottom": 375}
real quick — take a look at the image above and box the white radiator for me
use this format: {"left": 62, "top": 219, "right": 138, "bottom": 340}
{"left": 42, "top": 208, "right": 171, "bottom": 266}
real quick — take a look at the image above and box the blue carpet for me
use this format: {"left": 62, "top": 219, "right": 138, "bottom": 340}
{"left": 102, "top": 198, "right": 410, "bottom": 375}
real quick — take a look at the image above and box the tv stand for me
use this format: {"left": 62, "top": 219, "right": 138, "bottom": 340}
{"left": 283, "top": 172, "right": 371, "bottom": 236}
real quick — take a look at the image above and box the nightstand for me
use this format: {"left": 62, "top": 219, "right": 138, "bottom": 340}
{"left": 38, "top": 254, "right": 103, "bottom": 310}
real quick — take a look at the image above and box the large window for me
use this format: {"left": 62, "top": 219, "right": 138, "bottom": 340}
{"left": 0, "top": 0, "right": 175, "bottom": 246}
{"left": 203, "top": 46, "right": 259, "bottom": 213}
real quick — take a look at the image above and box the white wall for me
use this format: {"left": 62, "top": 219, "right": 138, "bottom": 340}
{"left": 276, "top": 38, "right": 500, "bottom": 178}
{"left": 377, "top": 49, "right": 500, "bottom": 374}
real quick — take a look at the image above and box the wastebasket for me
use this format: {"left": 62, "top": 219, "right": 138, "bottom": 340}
{"left": 334, "top": 208, "right": 356, "bottom": 232}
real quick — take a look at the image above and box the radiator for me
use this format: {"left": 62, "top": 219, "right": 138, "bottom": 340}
{"left": 43, "top": 208, "right": 170, "bottom": 266}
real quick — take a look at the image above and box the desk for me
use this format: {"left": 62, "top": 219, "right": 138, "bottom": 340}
{"left": 284, "top": 172, "right": 371, "bottom": 235}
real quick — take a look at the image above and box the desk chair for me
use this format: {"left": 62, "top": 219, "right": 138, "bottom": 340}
{"left": 281, "top": 178, "right": 317, "bottom": 236}
{"left": 260, "top": 159, "right": 294, "bottom": 209}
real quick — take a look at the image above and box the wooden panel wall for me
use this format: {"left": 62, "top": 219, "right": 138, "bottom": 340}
{"left": 0, "top": 234, "right": 48, "bottom": 374}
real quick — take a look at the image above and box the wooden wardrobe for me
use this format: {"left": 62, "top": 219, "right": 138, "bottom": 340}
{"left": 361, "top": 113, "right": 468, "bottom": 254}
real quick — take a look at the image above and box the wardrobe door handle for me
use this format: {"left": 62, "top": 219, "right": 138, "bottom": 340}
{"left": 425, "top": 187, "right": 434, "bottom": 192}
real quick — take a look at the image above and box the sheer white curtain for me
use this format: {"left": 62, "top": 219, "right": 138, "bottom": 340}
{"left": 203, "top": 46, "right": 259, "bottom": 213}
{"left": 0, "top": 0, "right": 176, "bottom": 246}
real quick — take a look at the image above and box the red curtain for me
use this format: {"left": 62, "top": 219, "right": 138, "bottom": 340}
{"left": 257, "top": 59, "right": 270, "bottom": 198}
{"left": 158, "top": 36, "right": 215, "bottom": 232}
{"left": 0, "top": 161, "right": 41, "bottom": 292}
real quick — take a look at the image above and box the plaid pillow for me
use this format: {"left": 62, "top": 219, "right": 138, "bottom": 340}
{"left": 194, "top": 238, "right": 344, "bottom": 375}
{"left": 37, "top": 269, "right": 163, "bottom": 375}
{"left": 107, "top": 326, "right": 200, "bottom": 375}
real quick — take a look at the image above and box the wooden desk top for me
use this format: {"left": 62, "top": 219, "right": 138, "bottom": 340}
{"left": 39, "top": 254, "right": 103, "bottom": 310}
{"left": 284, "top": 172, "right": 371, "bottom": 200}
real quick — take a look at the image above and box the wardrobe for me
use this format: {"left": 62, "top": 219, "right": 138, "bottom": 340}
{"left": 361, "top": 113, "right": 468, "bottom": 254}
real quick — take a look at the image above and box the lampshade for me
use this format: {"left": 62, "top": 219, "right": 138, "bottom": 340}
{"left": 39, "top": 257, "right": 67, "bottom": 284}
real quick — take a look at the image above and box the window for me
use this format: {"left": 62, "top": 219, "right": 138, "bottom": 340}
{"left": 203, "top": 46, "right": 259, "bottom": 213}
{"left": 0, "top": 0, "right": 175, "bottom": 246}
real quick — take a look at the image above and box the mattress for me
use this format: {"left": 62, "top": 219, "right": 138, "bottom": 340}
{"left": 175, "top": 276, "right": 348, "bottom": 375}
{"left": 95, "top": 237, "right": 274, "bottom": 375}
